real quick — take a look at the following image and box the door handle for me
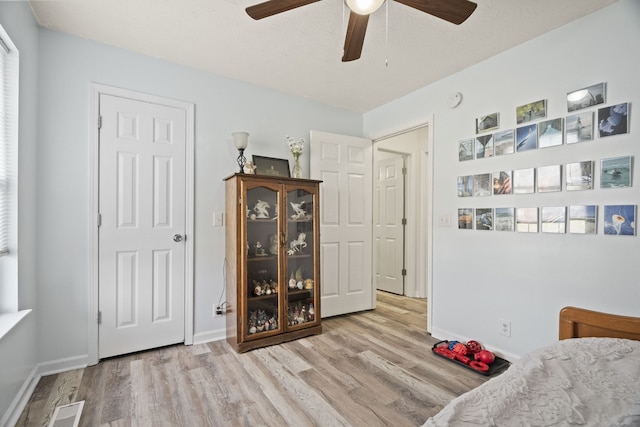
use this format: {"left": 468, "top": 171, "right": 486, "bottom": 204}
{"left": 173, "top": 234, "right": 184, "bottom": 242}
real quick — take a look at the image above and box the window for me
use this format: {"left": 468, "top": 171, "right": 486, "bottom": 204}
{"left": 0, "top": 33, "right": 10, "bottom": 256}
{"left": 0, "top": 25, "right": 19, "bottom": 319}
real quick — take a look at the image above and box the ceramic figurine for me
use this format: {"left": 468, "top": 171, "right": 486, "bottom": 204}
{"left": 253, "top": 200, "right": 270, "bottom": 218}
{"left": 254, "top": 241, "right": 266, "bottom": 256}
{"left": 290, "top": 201, "right": 307, "bottom": 220}
{"left": 269, "top": 234, "right": 279, "bottom": 255}
{"left": 243, "top": 161, "right": 257, "bottom": 174}
{"left": 270, "top": 280, "right": 278, "bottom": 293}
{"left": 289, "top": 273, "right": 296, "bottom": 289}
{"left": 304, "top": 278, "right": 313, "bottom": 290}
{"left": 287, "top": 232, "right": 307, "bottom": 255}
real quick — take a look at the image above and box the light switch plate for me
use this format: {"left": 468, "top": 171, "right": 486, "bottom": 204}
{"left": 439, "top": 213, "right": 451, "bottom": 227}
{"left": 214, "top": 212, "right": 224, "bottom": 226}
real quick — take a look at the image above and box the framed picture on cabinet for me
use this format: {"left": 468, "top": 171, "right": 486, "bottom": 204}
{"left": 252, "top": 155, "right": 290, "bottom": 177}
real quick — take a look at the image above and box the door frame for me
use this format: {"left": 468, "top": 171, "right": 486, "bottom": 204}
{"left": 88, "top": 83, "right": 195, "bottom": 365}
{"left": 368, "top": 118, "right": 433, "bottom": 333}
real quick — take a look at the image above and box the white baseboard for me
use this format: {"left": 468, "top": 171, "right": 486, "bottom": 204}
{"left": 192, "top": 327, "right": 226, "bottom": 345}
{"left": 0, "top": 366, "right": 39, "bottom": 427}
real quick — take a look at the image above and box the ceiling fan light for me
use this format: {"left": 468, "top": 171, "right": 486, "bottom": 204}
{"left": 345, "top": 0, "right": 385, "bottom": 15}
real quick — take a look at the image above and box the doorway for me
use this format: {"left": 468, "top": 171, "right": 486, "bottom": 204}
{"left": 372, "top": 126, "right": 429, "bottom": 299}
{"left": 88, "top": 84, "right": 195, "bottom": 364}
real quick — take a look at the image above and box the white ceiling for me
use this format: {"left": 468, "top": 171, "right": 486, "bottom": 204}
{"left": 28, "top": 0, "right": 617, "bottom": 112}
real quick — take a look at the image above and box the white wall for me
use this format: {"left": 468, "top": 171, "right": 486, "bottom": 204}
{"left": 364, "top": 0, "right": 640, "bottom": 359}
{"left": 34, "top": 29, "right": 362, "bottom": 364}
{"left": 0, "top": 1, "right": 40, "bottom": 423}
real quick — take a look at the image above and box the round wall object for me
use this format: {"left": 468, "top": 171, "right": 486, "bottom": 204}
{"left": 448, "top": 92, "right": 463, "bottom": 108}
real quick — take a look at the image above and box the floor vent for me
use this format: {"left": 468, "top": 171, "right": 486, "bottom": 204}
{"left": 48, "top": 401, "right": 84, "bottom": 427}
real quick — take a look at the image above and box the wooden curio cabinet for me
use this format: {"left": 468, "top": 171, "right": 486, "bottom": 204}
{"left": 224, "top": 173, "right": 322, "bottom": 352}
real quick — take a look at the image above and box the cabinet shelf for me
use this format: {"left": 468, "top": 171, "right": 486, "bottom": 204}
{"left": 225, "top": 173, "right": 322, "bottom": 353}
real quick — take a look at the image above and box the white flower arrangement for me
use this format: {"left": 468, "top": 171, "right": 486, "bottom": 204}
{"left": 286, "top": 136, "right": 304, "bottom": 156}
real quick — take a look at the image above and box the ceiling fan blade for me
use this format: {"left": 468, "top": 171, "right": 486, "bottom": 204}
{"left": 393, "top": 0, "right": 477, "bottom": 25}
{"left": 342, "top": 12, "right": 369, "bottom": 62}
{"left": 246, "top": 0, "right": 321, "bottom": 20}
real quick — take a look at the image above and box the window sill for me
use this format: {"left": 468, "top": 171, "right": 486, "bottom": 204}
{"left": 0, "top": 309, "right": 32, "bottom": 341}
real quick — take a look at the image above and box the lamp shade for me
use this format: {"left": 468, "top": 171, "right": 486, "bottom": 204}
{"left": 345, "top": 0, "right": 385, "bottom": 15}
{"left": 232, "top": 132, "right": 249, "bottom": 150}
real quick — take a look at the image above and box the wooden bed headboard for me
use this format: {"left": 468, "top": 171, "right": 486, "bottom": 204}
{"left": 559, "top": 306, "right": 640, "bottom": 341}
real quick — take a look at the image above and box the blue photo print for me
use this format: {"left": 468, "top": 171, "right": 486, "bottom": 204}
{"left": 603, "top": 205, "right": 636, "bottom": 236}
{"left": 516, "top": 124, "right": 538, "bottom": 152}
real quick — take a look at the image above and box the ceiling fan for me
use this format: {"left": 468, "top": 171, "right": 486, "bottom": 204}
{"left": 245, "top": 0, "right": 477, "bottom": 62}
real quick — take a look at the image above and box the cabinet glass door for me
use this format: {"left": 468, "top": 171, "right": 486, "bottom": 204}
{"left": 285, "top": 188, "right": 317, "bottom": 327}
{"left": 245, "top": 186, "right": 281, "bottom": 338}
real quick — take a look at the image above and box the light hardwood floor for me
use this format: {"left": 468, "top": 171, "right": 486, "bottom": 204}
{"left": 17, "top": 292, "right": 489, "bottom": 426}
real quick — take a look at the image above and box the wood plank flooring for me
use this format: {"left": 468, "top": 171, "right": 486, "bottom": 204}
{"left": 16, "top": 292, "right": 489, "bottom": 427}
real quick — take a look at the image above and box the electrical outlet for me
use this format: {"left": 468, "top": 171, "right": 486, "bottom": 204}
{"left": 214, "top": 305, "right": 224, "bottom": 317}
{"left": 213, "top": 212, "right": 224, "bottom": 227}
{"left": 499, "top": 319, "right": 511, "bottom": 337}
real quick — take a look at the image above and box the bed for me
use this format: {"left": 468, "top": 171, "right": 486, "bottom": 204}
{"left": 423, "top": 306, "right": 640, "bottom": 426}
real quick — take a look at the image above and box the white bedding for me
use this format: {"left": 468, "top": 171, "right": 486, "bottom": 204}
{"left": 423, "top": 338, "right": 640, "bottom": 427}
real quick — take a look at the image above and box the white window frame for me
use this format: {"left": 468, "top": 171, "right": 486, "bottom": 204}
{"left": 0, "top": 25, "right": 30, "bottom": 340}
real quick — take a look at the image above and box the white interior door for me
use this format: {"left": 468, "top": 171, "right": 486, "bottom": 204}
{"left": 310, "top": 130, "right": 373, "bottom": 317}
{"left": 98, "top": 94, "right": 187, "bottom": 359}
{"left": 374, "top": 154, "right": 405, "bottom": 295}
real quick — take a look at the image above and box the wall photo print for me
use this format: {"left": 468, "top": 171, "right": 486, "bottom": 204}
{"left": 537, "top": 164, "right": 562, "bottom": 193}
{"left": 493, "top": 129, "right": 515, "bottom": 156}
{"left": 538, "top": 118, "right": 564, "bottom": 148}
{"left": 475, "top": 134, "right": 494, "bottom": 159}
{"left": 541, "top": 206, "right": 566, "bottom": 233}
{"left": 567, "top": 82, "right": 606, "bottom": 112}
{"left": 569, "top": 205, "right": 597, "bottom": 234}
{"left": 565, "top": 112, "right": 594, "bottom": 144}
{"left": 476, "top": 113, "right": 499, "bottom": 134}
{"left": 603, "top": 205, "right": 636, "bottom": 236}
{"left": 600, "top": 156, "right": 632, "bottom": 189}
{"left": 458, "top": 208, "right": 473, "bottom": 229}
{"left": 516, "top": 207, "right": 538, "bottom": 233}
{"left": 458, "top": 138, "right": 474, "bottom": 161}
{"left": 457, "top": 175, "right": 473, "bottom": 197}
{"left": 495, "top": 207, "right": 515, "bottom": 231}
{"left": 473, "top": 173, "right": 492, "bottom": 196}
{"left": 566, "top": 161, "right": 594, "bottom": 191}
{"left": 516, "top": 124, "right": 538, "bottom": 152}
{"left": 516, "top": 99, "right": 547, "bottom": 124}
{"left": 513, "top": 168, "right": 535, "bottom": 194}
{"left": 475, "top": 208, "right": 493, "bottom": 230}
{"left": 598, "top": 102, "right": 629, "bottom": 137}
{"left": 493, "top": 170, "right": 512, "bottom": 195}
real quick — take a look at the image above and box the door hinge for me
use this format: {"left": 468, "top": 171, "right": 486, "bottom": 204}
{"left": 97, "top": 311, "right": 102, "bottom": 324}
{"left": 97, "top": 213, "right": 102, "bottom": 227}
{"left": 239, "top": 196, "right": 242, "bottom": 206}
{"left": 402, "top": 166, "right": 407, "bottom": 175}
{"left": 402, "top": 269, "right": 407, "bottom": 276}
{"left": 402, "top": 218, "right": 407, "bottom": 225}
{"left": 97, "top": 115, "right": 102, "bottom": 129}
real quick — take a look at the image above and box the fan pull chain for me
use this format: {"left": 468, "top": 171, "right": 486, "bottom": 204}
{"left": 385, "top": 0, "right": 389, "bottom": 67}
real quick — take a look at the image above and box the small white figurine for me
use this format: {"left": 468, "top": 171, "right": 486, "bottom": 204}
{"left": 290, "top": 201, "right": 307, "bottom": 220}
{"left": 287, "top": 232, "right": 307, "bottom": 255}
{"left": 243, "top": 161, "right": 257, "bottom": 174}
{"left": 253, "top": 200, "right": 270, "bottom": 218}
